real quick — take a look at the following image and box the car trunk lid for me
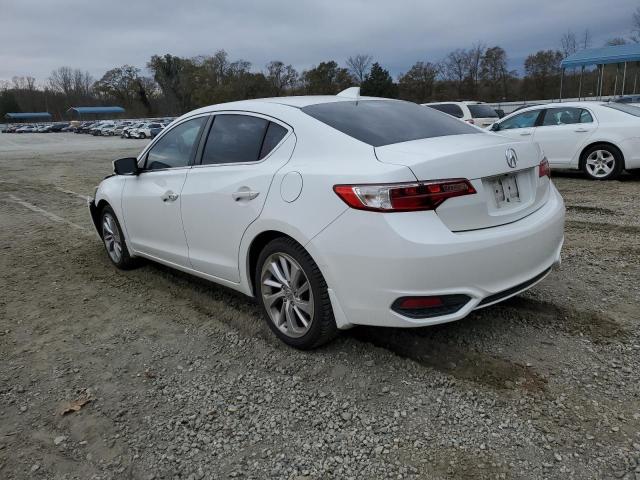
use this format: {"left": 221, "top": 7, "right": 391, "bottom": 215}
{"left": 375, "top": 134, "right": 550, "bottom": 231}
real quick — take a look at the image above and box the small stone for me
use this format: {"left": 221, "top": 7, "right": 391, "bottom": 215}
{"left": 381, "top": 386, "right": 390, "bottom": 394}
{"left": 54, "top": 435, "right": 66, "bottom": 445}
{"left": 30, "top": 464, "right": 40, "bottom": 473}
{"left": 20, "top": 405, "right": 28, "bottom": 413}
{"left": 227, "top": 405, "right": 238, "bottom": 413}
{"left": 554, "top": 453, "right": 562, "bottom": 462}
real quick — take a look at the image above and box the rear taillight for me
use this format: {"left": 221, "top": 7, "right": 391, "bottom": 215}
{"left": 539, "top": 157, "right": 551, "bottom": 178}
{"left": 333, "top": 179, "right": 476, "bottom": 212}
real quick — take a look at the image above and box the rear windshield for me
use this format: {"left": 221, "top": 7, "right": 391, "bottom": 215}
{"left": 301, "top": 100, "right": 479, "bottom": 147}
{"left": 467, "top": 104, "right": 499, "bottom": 118}
{"left": 604, "top": 103, "right": 640, "bottom": 117}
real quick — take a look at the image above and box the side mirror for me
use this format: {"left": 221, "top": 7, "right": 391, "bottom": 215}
{"left": 113, "top": 157, "right": 139, "bottom": 175}
{"left": 490, "top": 123, "right": 500, "bottom": 132}
{"left": 496, "top": 109, "right": 505, "bottom": 119}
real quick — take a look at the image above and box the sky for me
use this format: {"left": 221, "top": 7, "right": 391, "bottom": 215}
{"left": 0, "top": 0, "right": 637, "bottom": 84}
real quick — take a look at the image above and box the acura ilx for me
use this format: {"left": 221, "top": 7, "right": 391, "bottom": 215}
{"left": 89, "top": 88, "right": 565, "bottom": 349}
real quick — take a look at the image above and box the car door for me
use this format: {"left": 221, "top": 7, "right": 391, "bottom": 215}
{"left": 180, "top": 113, "right": 294, "bottom": 282}
{"left": 532, "top": 107, "right": 596, "bottom": 165}
{"left": 121, "top": 115, "right": 207, "bottom": 266}
{"left": 492, "top": 109, "right": 543, "bottom": 140}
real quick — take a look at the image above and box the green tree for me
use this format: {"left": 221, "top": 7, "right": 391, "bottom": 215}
{"left": 302, "top": 61, "right": 353, "bottom": 94}
{"left": 480, "top": 46, "right": 514, "bottom": 101}
{"left": 524, "top": 50, "right": 563, "bottom": 99}
{"left": 361, "top": 62, "right": 397, "bottom": 98}
{"left": 398, "top": 61, "right": 439, "bottom": 103}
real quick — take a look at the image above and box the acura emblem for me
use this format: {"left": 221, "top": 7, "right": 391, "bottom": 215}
{"left": 505, "top": 148, "right": 518, "bottom": 169}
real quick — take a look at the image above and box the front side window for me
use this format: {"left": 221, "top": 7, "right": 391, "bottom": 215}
{"left": 201, "top": 115, "right": 273, "bottom": 165}
{"left": 426, "top": 103, "right": 465, "bottom": 118}
{"left": 542, "top": 107, "right": 584, "bottom": 126}
{"left": 498, "top": 110, "right": 541, "bottom": 130}
{"left": 145, "top": 116, "right": 206, "bottom": 170}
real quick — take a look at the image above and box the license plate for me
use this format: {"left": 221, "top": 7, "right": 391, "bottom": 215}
{"left": 490, "top": 174, "right": 520, "bottom": 208}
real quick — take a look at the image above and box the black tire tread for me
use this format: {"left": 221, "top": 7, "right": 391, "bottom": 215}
{"left": 255, "top": 237, "right": 338, "bottom": 349}
{"left": 100, "top": 205, "right": 139, "bottom": 270}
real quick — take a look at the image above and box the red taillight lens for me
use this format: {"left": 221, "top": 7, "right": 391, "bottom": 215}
{"left": 539, "top": 157, "right": 550, "bottom": 178}
{"left": 333, "top": 179, "right": 476, "bottom": 212}
{"left": 398, "top": 297, "right": 443, "bottom": 309}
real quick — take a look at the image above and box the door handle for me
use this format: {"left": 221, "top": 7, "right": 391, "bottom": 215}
{"left": 574, "top": 128, "right": 590, "bottom": 133}
{"left": 161, "top": 191, "right": 179, "bottom": 202}
{"left": 520, "top": 132, "right": 532, "bottom": 136}
{"left": 232, "top": 190, "right": 260, "bottom": 201}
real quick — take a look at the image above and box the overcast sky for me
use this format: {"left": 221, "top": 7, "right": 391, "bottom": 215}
{"left": 1, "top": 0, "right": 636, "bottom": 84}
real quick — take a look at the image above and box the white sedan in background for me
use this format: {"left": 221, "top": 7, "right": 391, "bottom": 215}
{"left": 89, "top": 89, "right": 564, "bottom": 349}
{"left": 489, "top": 101, "right": 640, "bottom": 180}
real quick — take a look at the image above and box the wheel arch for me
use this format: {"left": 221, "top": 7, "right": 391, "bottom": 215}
{"left": 246, "top": 230, "right": 303, "bottom": 297}
{"left": 579, "top": 141, "right": 625, "bottom": 170}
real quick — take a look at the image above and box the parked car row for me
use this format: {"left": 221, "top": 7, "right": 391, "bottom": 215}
{"left": 1, "top": 123, "right": 72, "bottom": 133}
{"left": 1, "top": 118, "right": 175, "bottom": 138}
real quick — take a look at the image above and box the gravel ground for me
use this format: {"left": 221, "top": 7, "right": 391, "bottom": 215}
{"left": 0, "top": 132, "right": 639, "bottom": 480}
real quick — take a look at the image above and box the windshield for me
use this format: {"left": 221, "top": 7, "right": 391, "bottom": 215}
{"left": 604, "top": 103, "right": 640, "bottom": 117}
{"left": 301, "top": 100, "right": 479, "bottom": 147}
{"left": 467, "top": 104, "right": 499, "bottom": 118}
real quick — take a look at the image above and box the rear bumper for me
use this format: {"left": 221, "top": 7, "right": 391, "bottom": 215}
{"left": 307, "top": 183, "right": 565, "bottom": 329}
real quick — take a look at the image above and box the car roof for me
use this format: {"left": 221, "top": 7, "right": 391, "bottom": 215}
{"left": 185, "top": 95, "right": 389, "bottom": 115}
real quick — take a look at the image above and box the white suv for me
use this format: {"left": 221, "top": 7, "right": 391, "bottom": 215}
{"left": 423, "top": 101, "right": 500, "bottom": 128}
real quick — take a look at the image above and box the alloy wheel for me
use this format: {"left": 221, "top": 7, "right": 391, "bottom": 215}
{"left": 260, "top": 253, "right": 314, "bottom": 338}
{"left": 102, "top": 213, "right": 123, "bottom": 263}
{"left": 585, "top": 149, "right": 615, "bottom": 178}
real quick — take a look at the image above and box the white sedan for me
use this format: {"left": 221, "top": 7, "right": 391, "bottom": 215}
{"left": 489, "top": 101, "right": 640, "bottom": 180}
{"left": 89, "top": 89, "right": 564, "bottom": 349}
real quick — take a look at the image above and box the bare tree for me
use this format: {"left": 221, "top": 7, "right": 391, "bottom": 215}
{"left": 581, "top": 29, "right": 593, "bottom": 49}
{"left": 265, "top": 61, "right": 298, "bottom": 95}
{"left": 346, "top": 54, "right": 373, "bottom": 84}
{"left": 633, "top": 6, "right": 640, "bottom": 42}
{"left": 561, "top": 31, "right": 578, "bottom": 57}
{"left": 49, "top": 66, "right": 74, "bottom": 95}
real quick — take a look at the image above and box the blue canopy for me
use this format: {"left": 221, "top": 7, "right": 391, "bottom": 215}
{"left": 67, "top": 106, "right": 125, "bottom": 115}
{"left": 561, "top": 44, "right": 640, "bottom": 68}
{"left": 5, "top": 112, "right": 52, "bottom": 120}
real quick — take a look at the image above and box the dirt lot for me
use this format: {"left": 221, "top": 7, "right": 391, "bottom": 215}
{"left": 1, "top": 132, "right": 639, "bottom": 480}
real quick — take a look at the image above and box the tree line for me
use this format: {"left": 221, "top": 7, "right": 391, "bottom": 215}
{"left": 2, "top": 11, "right": 639, "bottom": 121}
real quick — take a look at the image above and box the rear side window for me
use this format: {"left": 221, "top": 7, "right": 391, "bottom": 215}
{"left": 426, "top": 103, "right": 464, "bottom": 118}
{"left": 542, "top": 107, "right": 584, "bottom": 126}
{"left": 302, "top": 100, "right": 478, "bottom": 147}
{"left": 467, "top": 104, "right": 499, "bottom": 119}
{"left": 201, "top": 115, "right": 288, "bottom": 165}
{"left": 260, "top": 122, "right": 288, "bottom": 159}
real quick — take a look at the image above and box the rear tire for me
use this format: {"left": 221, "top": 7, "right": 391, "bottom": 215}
{"left": 255, "top": 237, "right": 338, "bottom": 349}
{"left": 580, "top": 144, "right": 623, "bottom": 180}
{"left": 100, "top": 206, "right": 138, "bottom": 270}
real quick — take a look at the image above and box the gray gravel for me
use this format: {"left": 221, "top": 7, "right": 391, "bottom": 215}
{"left": 0, "top": 133, "right": 639, "bottom": 479}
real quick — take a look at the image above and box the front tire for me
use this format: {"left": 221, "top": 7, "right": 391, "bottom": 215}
{"left": 100, "top": 206, "right": 138, "bottom": 270}
{"left": 138, "top": 132, "right": 146, "bottom": 139}
{"left": 255, "top": 238, "right": 337, "bottom": 349}
{"left": 581, "top": 144, "right": 623, "bottom": 180}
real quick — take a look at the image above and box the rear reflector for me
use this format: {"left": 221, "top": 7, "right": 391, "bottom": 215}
{"left": 333, "top": 179, "right": 476, "bottom": 212}
{"left": 539, "top": 157, "right": 551, "bottom": 178}
{"left": 391, "top": 294, "right": 471, "bottom": 319}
